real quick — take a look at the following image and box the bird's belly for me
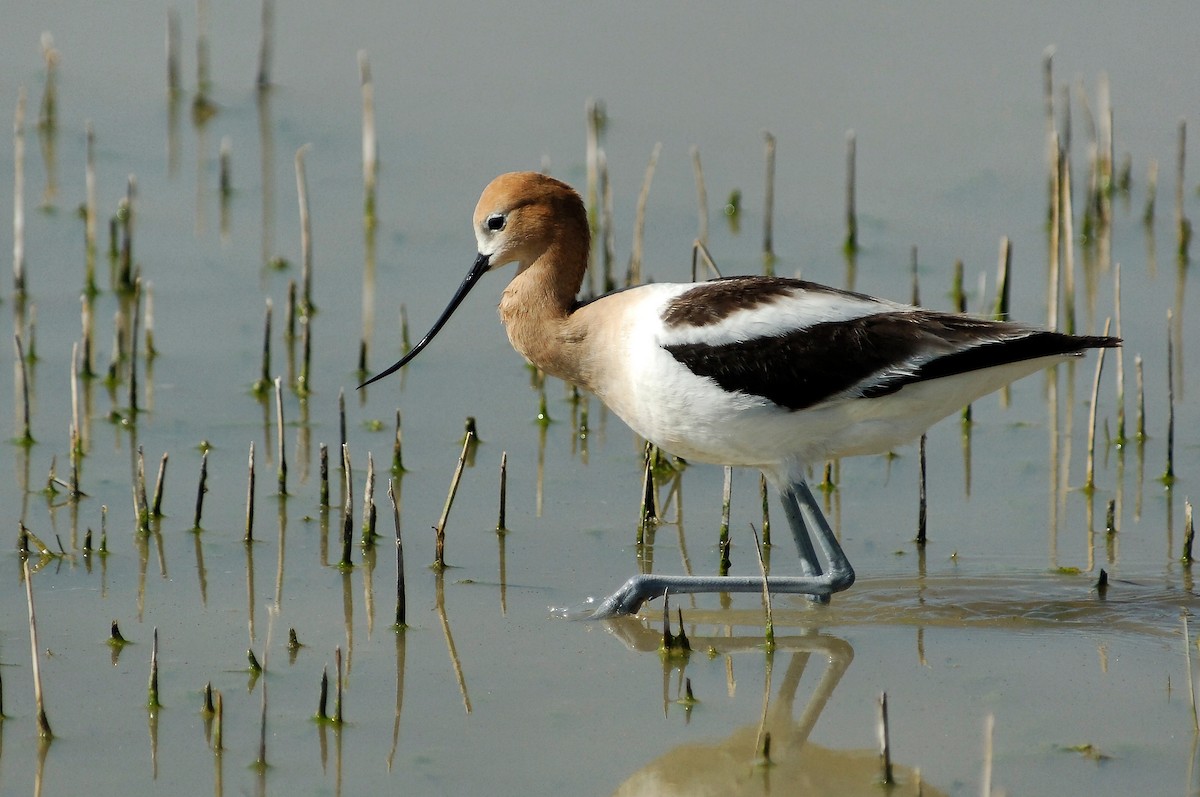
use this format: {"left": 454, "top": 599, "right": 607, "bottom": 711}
{"left": 596, "top": 356, "right": 1062, "bottom": 468}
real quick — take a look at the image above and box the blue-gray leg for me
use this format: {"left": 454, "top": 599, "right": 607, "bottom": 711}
{"left": 588, "top": 476, "right": 855, "bottom": 618}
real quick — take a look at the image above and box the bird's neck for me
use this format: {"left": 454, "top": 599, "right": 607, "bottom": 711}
{"left": 499, "top": 237, "right": 592, "bottom": 385}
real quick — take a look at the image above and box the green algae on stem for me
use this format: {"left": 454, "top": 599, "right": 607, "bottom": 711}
{"left": 108, "top": 620, "right": 130, "bottom": 648}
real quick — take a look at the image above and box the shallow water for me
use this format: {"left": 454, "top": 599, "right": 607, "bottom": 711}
{"left": 1, "top": 2, "right": 1199, "bottom": 795}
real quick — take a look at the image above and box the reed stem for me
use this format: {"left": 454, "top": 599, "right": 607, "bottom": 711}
{"left": 274, "top": 376, "right": 287, "bottom": 495}
{"left": 193, "top": 449, "right": 208, "bottom": 529}
{"left": 626, "top": 143, "right": 661, "bottom": 287}
{"left": 23, "top": 560, "right": 52, "bottom": 737}
{"left": 878, "top": 692, "right": 893, "bottom": 785}
{"left": 844, "top": 130, "right": 857, "bottom": 254}
{"left": 433, "top": 431, "right": 474, "bottom": 569}
{"left": 245, "top": 442, "right": 256, "bottom": 543}
{"left": 762, "top": 132, "right": 776, "bottom": 274}
{"left": 390, "top": 478, "right": 406, "bottom": 627}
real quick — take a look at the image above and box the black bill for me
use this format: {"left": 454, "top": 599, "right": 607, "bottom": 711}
{"left": 358, "top": 252, "right": 492, "bottom": 388}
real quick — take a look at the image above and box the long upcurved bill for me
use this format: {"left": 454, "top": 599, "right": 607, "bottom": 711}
{"left": 358, "top": 252, "right": 491, "bottom": 388}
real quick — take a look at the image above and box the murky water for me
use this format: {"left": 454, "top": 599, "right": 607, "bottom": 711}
{"left": 1, "top": 2, "right": 1198, "bottom": 795}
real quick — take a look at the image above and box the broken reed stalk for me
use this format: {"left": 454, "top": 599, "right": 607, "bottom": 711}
{"left": 14, "top": 334, "right": 33, "bottom": 444}
{"left": 69, "top": 344, "right": 81, "bottom": 496}
{"left": 23, "top": 560, "right": 52, "bottom": 737}
{"left": 338, "top": 388, "right": 347, "bottom": 456}
{"left": 84, "top": 121, "right": 97, "bottom": 293}
{"left": 361, "top": 452, "right": 376, "bottom": 544}
{"left": 193, "top": 449, "right": 209, "bottom": 529}
{"left": 1061, "top": 146, "right": 1077, "bottom": 334}
{"left": 1143, "top": 159, "right": 1158, "bottom": 226}
{"left": 359, "top": 49, "right": 377, "bottom": 226}
{"left": 1113, "top": 265, "right": 1126, "bottom": 443}
{"left": 585, "top": 98, "right": 601, "bottom": 236}
{"left": 285, "top": 280, "right": 297, "bottom": 340}
{"left": 496, "top": 452, "right": 508, "bottom": 532}
{"left": 148, "top": 627, "right": 160, "bottom": 708}
{"left": 295, "top": 144, "right": 314, "bottom": 315}
{"left": 1135, "top": 354, "right": 1146, "bottom": 440}
{"left": 637, "top": 445, "right": 656, "bottom": 545}
{"left": 254, "top": 299, "right": 272, "bottom": 394}
{"left": 690, "top": 145, "right": 709, "bottom": 248}
{"left": 319, "top": 443, "right": 329, "bottom": 507}
{"left": 916, "top": 433, "right": 928, "bottom": 545}
{"left": 759, "top": 473, "right": 771, "bottom": 546}
{"left": 1183, "top": 500, "right": 1194, "bottom": 565}
{"left": 151, "top": 452, "right": 168, "bottom": 517}
{"left": 1164, "top": 310, "right": 1175, "bottom": 484}
{"left": 256, "top": 0, "right": 273, "bottom": 90}
{"left": 245, "top": 442, "right": 256, "bottom": 543}
{"left": 433, "top": 430, "right": 474, "bottom": 569}
{"left": 1176, "top": 119, "right": 1191, "bottom": 260}
{"left": 719, "top": 466, "right": 732, "bottom": 575}
{"left": 145, "top": 281, "right": 158, "bottom": 359}
{"left": 399, "top": 303, "right": 411, "bottom": 353}
{"left": 80, "top": 295, "right": 95, "bottom": 379}
{"left": 750, "top": 524, "right": 774, "bottom": 650}
{"left": 14, "top": 88, "right": 27, "bottom": 295}
{"left": 315, "top": 665, "right": 329, "bottom": 720}
{"left": 993, "top": 237, "right": 1011, "bottom": 319}
{"left": 1048, "top": 133, "right": 1061, "bottom": 330}
{"left": 212, "top": 690, "right": 223, "bottom": 752}
{"left": 599, "top": 152, "right": 615, "bottom": 292}
{"left": 129, "top": 277, "right": 142, "bottom": 416}
{"left": 691, "top": 240, "right": 723, "bottom": 281}
{"left": 877, "top": 692, "right": 894, "bottom": 785}
{"left": 1084, "top": 318, "right": 1112, "bottom": 491}
{"left": 392, "top": 409, "right": 405, "bottom": 473}
{"left": 134, "top": 446, "right": 150, "bottom": 533}
{"left": 334, "top": 646, "right": 344, "bottom": 724}
{"left": 626, "top": 142, "right": 661, "bottom": 286}
{"left": 389, "top": 478, "right": 406, "bottom": 627}
{"left": 340, "top": 443, "right": 354, "bottom": 568}
{"left": 844, "top": 129, "right": 857, "bottom": 254}
{"left": 274, "top": 376, "right": 287, "bottom": 495}
{"left": 762, "top": 132, "right": 776, "bottom": 273}
{"left": 297, "top": 300, "right": 312, "bottom": 394}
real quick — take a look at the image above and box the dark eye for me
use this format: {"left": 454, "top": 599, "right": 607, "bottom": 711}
{"left": 485, "top": 213, "right": 506, "bottom": 232}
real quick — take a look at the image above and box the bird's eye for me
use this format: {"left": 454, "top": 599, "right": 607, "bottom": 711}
{"left": 485, "top": 213, "right": 505, "bottom": 232}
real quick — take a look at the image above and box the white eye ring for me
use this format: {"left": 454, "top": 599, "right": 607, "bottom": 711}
{"left": 485, "top": 213, "right": 506, "bottom": 232}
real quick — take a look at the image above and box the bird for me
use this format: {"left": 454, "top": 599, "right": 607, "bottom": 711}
{"left": 361, "top": 171, "right": 1121, "bottom": 618}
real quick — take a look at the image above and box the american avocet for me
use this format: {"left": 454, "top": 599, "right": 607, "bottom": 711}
{"left": 362, "top": 171, "right": 1120, "bottom": 618}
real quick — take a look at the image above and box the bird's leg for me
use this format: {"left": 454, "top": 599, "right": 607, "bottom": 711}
{"left": 791, "top": 479, "right": 855, "bottom": 590}
{"left": 585, "top": 478, "right": 855, "bottom": 619}
{"left": 777, "top": 481, "right": 825, "bottom": 579}
{"left": 777, "top": 479, "right": 830, "bottom": 603}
